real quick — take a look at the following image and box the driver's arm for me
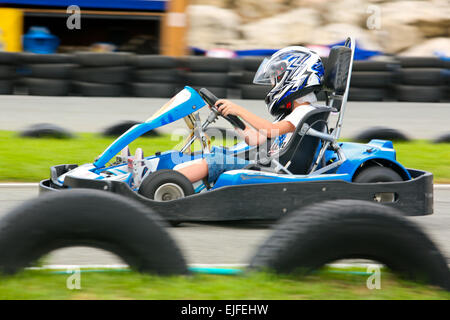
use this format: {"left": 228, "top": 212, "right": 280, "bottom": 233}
{"left": 215, "top": 99, "right": 295, "bottom": 139}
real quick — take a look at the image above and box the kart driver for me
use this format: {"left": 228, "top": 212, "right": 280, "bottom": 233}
{"left": 175, "top": 46, "right": 325, "bottom": 184}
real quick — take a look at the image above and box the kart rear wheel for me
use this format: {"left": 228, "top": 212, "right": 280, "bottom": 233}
{"left": 139, "top": 170, "right": 194, "bottom": 201}
{"left": 354, "top": 166, "right": 403, "bottom": 202}
{"left": 139, "top": 170, "right": 194, "bottom": 226}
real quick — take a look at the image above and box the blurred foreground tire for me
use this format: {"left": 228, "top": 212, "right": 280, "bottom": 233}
{"left": 250, "top": 200, "right": 450, "bottom": 291}
{"left": 0, "top": 190, "right": 188, "bottom": 275}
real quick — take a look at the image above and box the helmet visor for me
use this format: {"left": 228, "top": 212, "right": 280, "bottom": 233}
{"left": 253, "top": 58, "right": 288, "bottom": 86}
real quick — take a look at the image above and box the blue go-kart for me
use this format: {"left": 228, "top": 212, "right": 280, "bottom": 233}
{"left": 40, "top": 38, "right": 433, "bottom": 224}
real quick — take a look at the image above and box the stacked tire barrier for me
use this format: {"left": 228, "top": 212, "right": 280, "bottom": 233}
{"left": 130, "top": 55, "right": 180, "bottom": 98}
{"left": 0, "top": 52, "right": 17, "bottom": 94}
{"left": 20, "top": 53, "right": 75, "bottom": 96}
{"left": 182, "top": 56, "right": 230, "bottom": 98}
{"left": 0, "top": 51, "right": 448, "bottom": 102}
{"left": 72, "top": 52, "right": 132, "bottom": 97}
{"left": 394, "top": 57, "right": 448, "bottom": 102}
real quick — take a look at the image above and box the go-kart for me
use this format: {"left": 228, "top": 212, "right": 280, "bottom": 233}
{"left": 40, "top": 38, "right": 433, "bottom": 223}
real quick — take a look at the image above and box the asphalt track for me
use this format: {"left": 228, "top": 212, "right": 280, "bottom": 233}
{"left": 1, "top": 95, "right": 450, "bottom": 140}
{"left": 0, "top": 184, "right": 448, "bottom": 266}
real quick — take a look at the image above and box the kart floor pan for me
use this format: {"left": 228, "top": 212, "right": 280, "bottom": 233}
{"left": 39, "top": 166, "right": 433, "bottom": 222}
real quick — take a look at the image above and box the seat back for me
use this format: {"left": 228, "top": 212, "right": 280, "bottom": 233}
{"left": 322, "top": 40, "right": 353, "bottom": 111}
{"left": 276, "top": 107, "right": 331, "bottom": 174}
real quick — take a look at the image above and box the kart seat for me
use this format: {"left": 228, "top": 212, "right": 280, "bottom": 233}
{"left": 274, "top": 106, "right": 331, "bottom": 174}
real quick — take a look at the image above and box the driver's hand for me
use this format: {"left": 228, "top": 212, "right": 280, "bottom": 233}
{"left": 215, "top": 99, "right": 244, "bottom": 117}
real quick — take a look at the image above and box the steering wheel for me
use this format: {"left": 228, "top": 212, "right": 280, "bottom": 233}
{"left": 199, "top": 88, "right": 246, "bottom": 130}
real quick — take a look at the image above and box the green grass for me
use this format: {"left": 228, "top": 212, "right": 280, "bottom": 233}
{"left": 0, "top": 268, "right": 448, "bottom": 300}
{"left": 0, "top": 130, "right": 448, "bottom": 182}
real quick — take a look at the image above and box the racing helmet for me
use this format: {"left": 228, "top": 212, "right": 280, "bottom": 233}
{"left": 253, "top": 46, "right": 324, "bottom": 117}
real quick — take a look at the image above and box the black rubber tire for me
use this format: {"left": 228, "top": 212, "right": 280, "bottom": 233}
{"left": 190, "top": 86, "right": 227, "bottom": 98}
{"left": 73, "top": 81, "right": 123, "bottom": 97}
{"left": 242, "top": 57, "right": 265, "bottom": 71}
{"left": 353, "top": 166, "right": 403, "bottom": 183}
{"left": 139, "top": 169, "right": 194, "bottom": 201}
{"left": 102, "top": 120, "right": 159, "bottom": 137}
{"left": 132, "top": 55, "right": 178, "bottom": 68}
{"left": 432, "top": 132, "right": 450, "bottom": 144}
{"left": 132, "top": 68, "right": 181, "bottom": 83}
{"left": 72, "top": 66, "right": 131, "bottom": 84}
{"left": 348, "top": 87, "right": 386, "bottom": 101}
{"left": 19, "top": 123, "right": 74, "bottom": 139}
{"left": 398, "top": 56, "right": 444, "bottom": 68}
{"left": 353, "top": 126, "right": 410, "bottom": 142}
{"left": 0, "top": 52, "right": 20, "bottom": 64}
{"left": 397, "top": 68, "right": 443, "bottom": 86}
{"left": 237, "top": 71, "right": 257, "bottom": 85}
{"left": 0, "top": 189, "right": 188, "bottom": 275}
{"left": 74, "top": 52, "right": 132, "bottom": 67}
{"left": 395, "top": 84, "right": 442, "bottom": 102}
{"left": 186, "top": 72, "right": 229, "bottom": 87}
{"left": 350, "top": 71, "right": 392, "bottom": 88}
{"left": 0, "top": 65, "right": 16, "bottom": 79}
{"left": 353, "top": 60, "right": 399, "bottom": 71}
{"left": 249, "top": 199, "right": 450, "bottom": 291}
{"left": 130, "top": 82, "right": 178, "bottom": 98}
{"left": 182, "top": 56, "right": 230, "bottom": 72}
{"left": 24, "top": 78, "right": 70, "bottom": 96}
{"left": 240, "top": 84, "right": 271, "bottom": 99}
{"left": 27, "top": 63, "right": 76, "bottom": 79}
{"left": 0, "top": 80, "right": 14, "bottom": 94}
{"left": 19, "top": 53, "right": 74, "bottom": 64}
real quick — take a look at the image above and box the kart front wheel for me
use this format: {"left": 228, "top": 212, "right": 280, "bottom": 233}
{"left": 353, "top": 166, "right": 403, "bottom": 202}
{"left": 139, "top": 169, "right": 194, "bottom": 202}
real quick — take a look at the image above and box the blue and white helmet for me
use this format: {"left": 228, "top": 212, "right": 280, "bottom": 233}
{"left": 253, "top": 46, "right": 324, "bottom": 117}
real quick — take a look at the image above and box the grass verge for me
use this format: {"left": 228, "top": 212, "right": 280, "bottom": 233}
{"left": 0, "top": 268, "right": 448, "bottom": 300}
{"left": 0, "top": 131, "right": 448, "bottom": 182}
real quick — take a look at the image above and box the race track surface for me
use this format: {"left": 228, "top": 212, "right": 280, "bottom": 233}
{"left": 0, "top": 184, "right": 448, "bottom": 266}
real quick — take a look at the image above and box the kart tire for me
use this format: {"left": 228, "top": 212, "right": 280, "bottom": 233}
{"left": 74, "top": 52, "right": 132, "bottom": 67}
{"left": 350, "top": 71, "right": 392, "bottom": 88}
{"left": 240, "top": 84, "right": 271, "bottom": 100}
{"left": 102, "top": 120, "right": 159, "bottom": 137}
{"left": 0, "top": 80, "right": 14, "bottom": 94}
{"left": 348, "top": 87, "right": 385, "bottom": 101}
{"left": 353, "top": 126, "right": 410, "bottom": 142}
{"left": 186, "top": 72, "right": 229, "bottom": 87}
{"left": 132, "top": 69, "right": 180, "bottom": 83}
{"left": 397, "top": 68, "right": 443, "bottom": 86}
{"left": 0, "top": 189, "right": 188, "bottom": 275}
{"left": 27, "top": 63, "right": 76, "bottom": 79}
{"left": 0, "top": 65, "right": 16, "bottom": 79}
{"left": 19, "top": 123, "right": 74, "bottom": 139}
{"left": 19, "top": 53, "right": 74, "bottom": 64}
{"left": 131, "top": 82, "right": 177, "bottom": 98}
{"left": 139, "top": 169, "right": 194, "bottom": 202}
{"left": 395, "top": 84, "right": 442, "bottom": 102}
{"left": 132, "top": 55, "right": 178, "bottom": 68}
{"left": 72, "top": 66, "right": 131, "bottom": 84}
{"left": 353, "top": 166, "right": 403, "bottom": 183}
{"left": 24, "top": 78, "right": 70, "bottom": 96}
{"left": 182, "top": 56, "right": 230, "bottom": 72}
{"left": 249, "top": 199, "right": 450, "bottom": 291}
{"left": 73, "top": 81, "right": 123, "bottom": 97}
{"left": 0, "top": 52, "right": 20, "bottom": 64}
